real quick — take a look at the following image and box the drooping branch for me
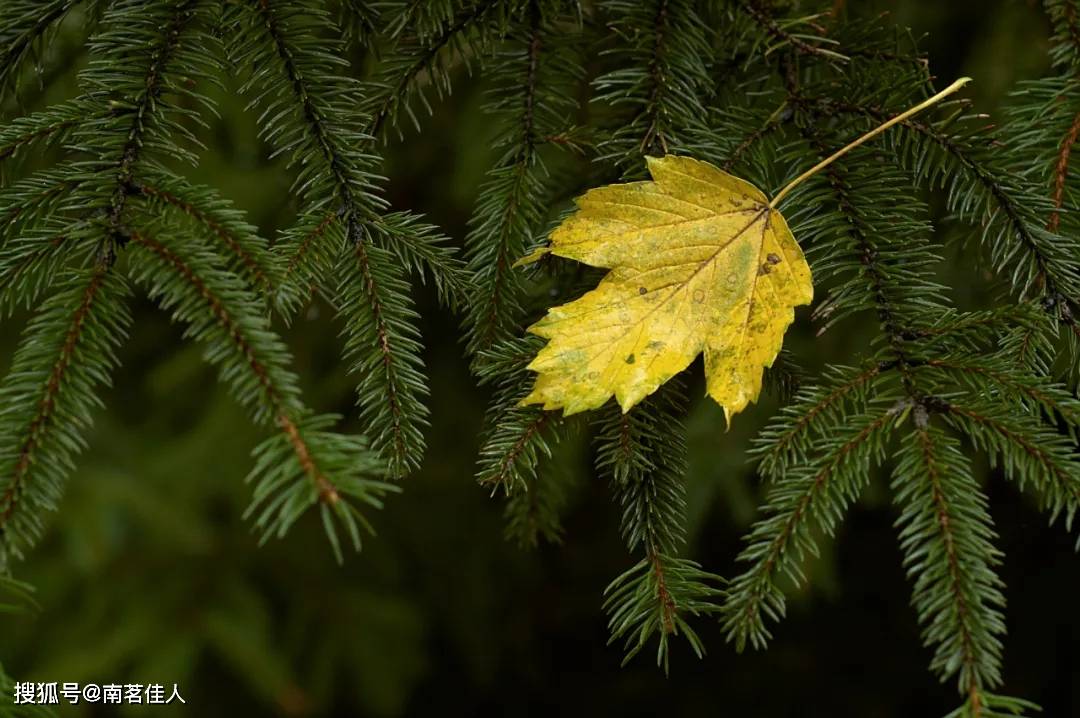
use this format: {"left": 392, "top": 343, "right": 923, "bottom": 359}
{"left": 893, "top": 425, "right": 1005, "bottom": 698}
{"left": 725, "top": 409, "right": 893, "bottom": 650}
{"left": 1048, "top": 108, "right": 1080, "bottom": 232}
{"left": 135, "top": 180, "right": 278, "bottom": 297}
{"left": 465, "top": 2, "right": 546, "bottom": 352}
{"left": 0, "top": 268, "right": 107, "bottom": 533}
{"left": 128, "top": 230, "right": 341, "bottom": 504}
{"left": 0, "top": 265, "right": 131, "bottom": 564}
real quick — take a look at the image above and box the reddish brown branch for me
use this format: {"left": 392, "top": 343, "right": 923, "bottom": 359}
{"left": 649, "top": 550, "right": 677, "bottom": 635}
{"left": 916, "top": 426, "right": 980, "bottom": 701}
{"left": 277, "top": 413, "right": 339, "bottom": 503}
{"left": 0, "top": 118, "right": 80, "bottom": 162}
{"left": 948, "top": 404, "right": 1080, "bottom": 504}
{"left": 138, "top": 183, "right": 273, "bottom": 293}
{"left": 486, "top": 411, "right": 549, "bottom": 488}
{"left": 353, "top": 238, "right": 407, "bottom": 466}
{"left": 130, "top": 231, "right": 339, "bottom": 503}
{"left": 282, "top": 212, "right": 335, "bottom": 286}
{"left": 924, "top": 359, "right": 1080, "bottom": 426}
{"left": 970, "top": 686, "right": 982, "bottom": 718}
{"left": 741, "top": 412, "right": 890, "bottom": 627}
{"left": 762, "top": 366, "right": 880, "bottom": 465}
{"left": 1048, "top": 109, "right": 1080, "bottom": 233}
{"left": 0, "top": 268, "right": 106, "bottom": 528}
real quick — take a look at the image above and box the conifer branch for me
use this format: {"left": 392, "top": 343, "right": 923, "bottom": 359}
{"left": 912, "top": 121, "right": 1071, "bottom": 301}
{"left": 0, "top": 102, "right": 89, "bottom": 166}
{"left": 798, "top": 141, "right": 915, "bottom": 350}
{"left": 721, "top": 114, "right": 786, "bottom": 172}
{"left": 127, "top": 230, "right": 300, "bottom": 423}
{"left": 644, "top": 0, "right": 672, "bottom": 155}
{"left": 0, "top": 230, "right": 73, "bottom": 320}
{"left": 503, "top": 467, "right": 559, "bottom": 546}
{"left": 1047, "top": 0, "right": 1080, "bottom": 67}
{"left": 251, "top": 1, "right": 369, "bottom": 214}
{"left": 921, "top": 358, "right": 1080, "bottom": 438}
{"left": 477, "top": 380, "right": 560, "bottom": 494}
{"left": 597, "top": 388, "right": 687, "bottom": 555}
{"left": 603, "top": 552, "right": 722, "bottom": 672}
{"left": 0, "top": 0, "right": 223, "bottom": 565}
{"left": 893, "top": 424, "right": 1006, "bottom": 695}
{"left": 274, "top": 413, "right": 340, "bottom": 505}
{"left": 337, "top": 228, "right": 429, "bottom": 477}
{"left": 0, "top": 164, "right": 93, "bottom": 300}
{"left": 0, "top": 0, "right": 85, "bottom": 90}
{"left": 0, "top": 267, "right": 130, "bottom": 566}
{"left": 0, "top": 269, "right": 108, "bottom": 513}
{"left": 364, "top": 0, "right": 496, "bottom": 141}
{"left": 487, "top": 411, "right": 551, "bottom": 491}
{"left": 280, "top": 211, "right": 334, "bottom": 294}
{"left": 735, "top": 0, "right": 848, "bottom": 62}
{"left": 724, "top": 407, "right": 894, "bottom": 650}
{"left": 0, "top": 172, "right": 77, "bottom": 237}
{"left": 501, "top": 422, "right": 576, "bottom": 547}
{"left": 943, "top": 400, "right": 1080, "bottom": 527}
{"left": 755, "top": 364, "right": 880, "bottom": 474}
{"left": 595, "top": 0, "right": 710, "bottom": 163}
{"left": 101, "top": 0, "right": 205, "bottom": 246}
{"left": 125, "top": 228, "right": 388, "bottom": 547}
{"left": 902, "top": 306, "right": 1042, "bottom": 343}
{"left": 375, "top": 211, "right": 469, "bottom": 310}
{"left": 474, "top": 337, "right": 565, "bottom": 504}
{"left": 1048, "top": 107, "right": 1080, "bottom": 232}
{"left": 464, "top": 1, "right": 548, "bottom": 353}
{"left": 233, "top": 0, "right": 433, "bottom": 473}
{"left": 829, "top": 101, "right": 1080, "bottom": 318}
{"left": 596, "top": 381, "right": 724, "bottom": 667}
{"left": 233, "top": 0, "right": 384, "bottom": 308}
{"left": 134, "top": 180, "right": 279, "bottom": 298}
{"left": 944, "top": 690, "right": 1040, "bottom": 718}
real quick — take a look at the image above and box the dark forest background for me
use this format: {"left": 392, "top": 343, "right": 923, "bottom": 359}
{"left": 2, "top": 0, "right": 1078, "bottom": 716}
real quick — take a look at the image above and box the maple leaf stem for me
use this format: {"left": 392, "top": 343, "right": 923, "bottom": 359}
{"left": 768, "top": 76, "right": 972, "bottom": 208}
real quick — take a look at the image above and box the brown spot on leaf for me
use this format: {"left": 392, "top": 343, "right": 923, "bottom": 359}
{"left": 758, "top": 263, "right": 771, "bottom": 275}
{"left": 766, "top": 253, "right": 781, "bottom": 265}
{"left": 638, "top": 286, "right": 647, "bottom": 295}
{"left": 693, "top": 289, "right": 706, "bottom": 303}
{"left": 625, "top": 354, "right": 635, "bottom": 364}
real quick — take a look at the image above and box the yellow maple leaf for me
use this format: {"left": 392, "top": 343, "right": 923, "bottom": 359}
{"left": 519, "top": 78, "right": 971, "bottom": 421}
{"left": 520, "top": 155, "right": 811, "bottom": 422}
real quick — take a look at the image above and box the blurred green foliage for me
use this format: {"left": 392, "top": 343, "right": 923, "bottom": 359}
{"left": 1, "top": 1, "right": 1078, "bottom": 716}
